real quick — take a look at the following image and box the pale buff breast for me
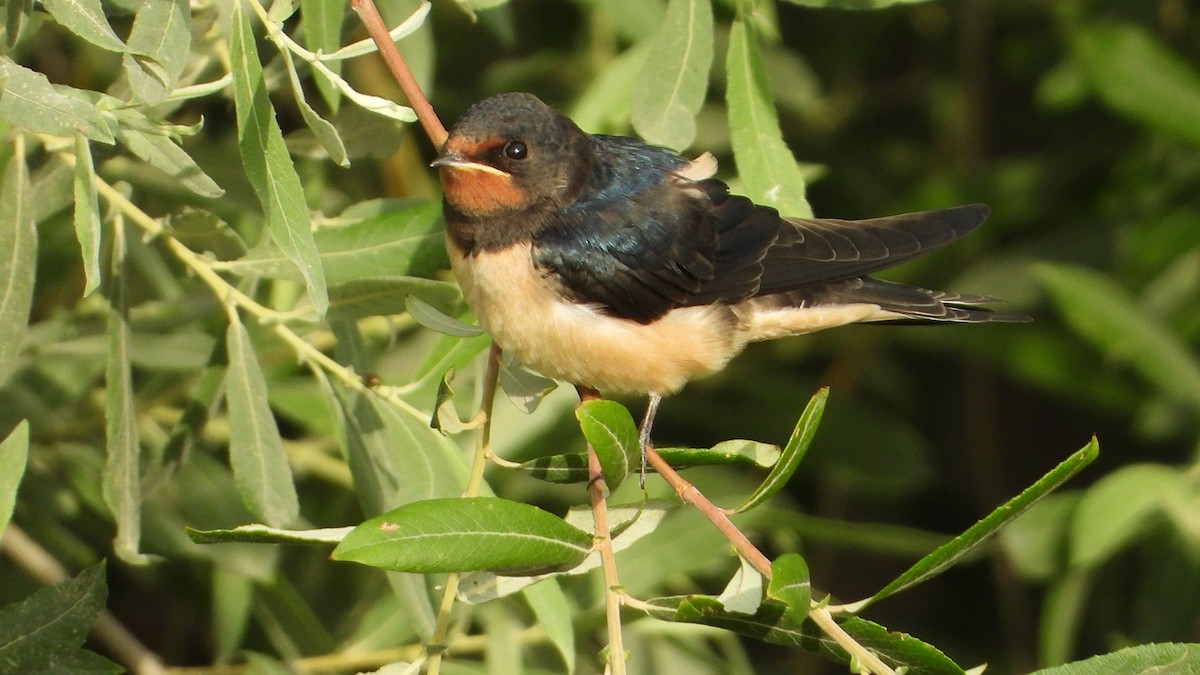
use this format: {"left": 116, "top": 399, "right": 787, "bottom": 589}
{"left": 447, "top": 237, "right": 742, "bottom": 395}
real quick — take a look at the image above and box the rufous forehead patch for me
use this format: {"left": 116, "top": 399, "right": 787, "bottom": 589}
{"left": 444, "top": 135, "right": 505, "bottom": 160}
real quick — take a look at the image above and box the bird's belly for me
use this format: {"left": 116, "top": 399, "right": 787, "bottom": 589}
{"left": 449, "top": 239, "right": 740, "bottom": 395}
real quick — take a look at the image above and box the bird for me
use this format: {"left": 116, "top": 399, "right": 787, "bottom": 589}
{"left": 431, "top": 92, "right": 1026, "bottom": 477}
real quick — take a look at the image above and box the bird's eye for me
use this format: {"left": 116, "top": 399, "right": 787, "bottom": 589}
{"left": 502, "top": 140, "right": 528, "bottom": 160}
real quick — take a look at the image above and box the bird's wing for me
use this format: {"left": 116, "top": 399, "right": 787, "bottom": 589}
{"left": 754, "top": 204, "right": 991, "bottom": 296}
{"left": 532, "top": 177, "right": 729, "bottom": 324}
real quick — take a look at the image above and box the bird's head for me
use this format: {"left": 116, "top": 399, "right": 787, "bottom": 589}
{"left": 432, "top": 93, "right": 591, "bottom": 219}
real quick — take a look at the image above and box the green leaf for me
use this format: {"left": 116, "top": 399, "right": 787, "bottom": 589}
{"left": 781, "top": 0, "right": 938, "bottom": 8}
{"left": 187, "top": 524, "right": 353, "bottom": 545}
{"left": 6, "top": 0, "right": 31, "bottom": 48}
{"left": 325, "top": 383, "right": 471, "bottom": 516}
{"left": 300, "top": 0, "right": 344, "bottom": 109}
{"left": 327, "top": 276, "right": 461, "bottom": 321}
{"left": 855, "top": 437, "right": 1099, "bottom": 610}
{"left": 225, "top": 316, "right": 300, "bottom": 527}
{"left": 281, "top": 47, "right": 348, "bottom": 167}
{"left": 219, "top": 201, "right": 446, "bottom": 286}
{"left": 0, "top": 420, "right": 29, "bottom": 536}
{"left": 0, "top": 563, "right": 118, "bottom": 673}
{"left": 576, "top": 399, "right": 639, "bottom": 492}
{"left": 1037, "top": 263, "right": 1200, "bottom": 414}
{"left": 333, "top": 497, "right": 594, "bottom": 575}
{"left": 1069, "top": 463, "right": 1179, "bottom": 569}
{"left": 1074, "top": 24, "right": 1200, "bottom": 146}
{"left": 0, "top": 58, "right": 114, "bottom": 143}
{"left": 123, "top": 0, "right": 190, "bottom": 104}
{"left": 102, "top": 223, "right": 144, "bottom": 563}
{"left": 458, "top": 501, "right": 672, "bottom": 603}
{"left": 997, "top": 492, "right": 1079, "bottom": 581}
{"left": 518, "top": 440, "right": 777, "bottom": 483}
{"left": 570, "top": 41, "right": 652, "bottom": 134}
{"left": 407, "top": 295, "right": 485, "bottom": 337}
{"left": 72, "top": 134, "right": 102, "bottom": 296}
{"left": 768, "top": 553, "right": 810, "bottom": 623}
{"left": 164, "top": 209, "right": 248, "bottom": 261}
{"left": 229, "top": 2, "right": 329, "bottom": 316}
{"left": 641, "top": 595, "right": 965, "bottom": 673}
{"left": 717, "top": 556, "right": 763, "bottom": 615}
{"left": 0, "top": 147, "right": 36, "bottom": 386}
{"left": 1030, "top": 643, "right": 1200, "bottom": 675}
{"left": 522, "top": 581, "right": 575, "bottom": 674}
{"left": 726, "top": 17, "right": 811, "bottom": 217}
{"left": 431, "top": 368, "right": 472, "bottom": 434}
{"left": 498, "top": 354, "right": 558, "bottom": 414}
{"left": 630, "top": 0, "right": 713, "bottom": 150}
{"left": 41, "top": 0, "right": 127, "bottom": 54}
{"left": 116, "top": 126, "right": 224, "bottom": 199}
{"left": 732, "top": 387, "right": 826, "bottom": 514}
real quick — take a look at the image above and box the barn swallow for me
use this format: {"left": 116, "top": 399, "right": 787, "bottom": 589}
{"left": 432, "top": 92, "right": 1025, "bottom": 475}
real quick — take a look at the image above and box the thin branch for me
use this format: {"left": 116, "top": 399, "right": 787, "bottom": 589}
{"left": 350, "top": 0, "right": 448, "bottom": 148}
{"left": 643, "top": 446, "right": 895, "bottom": 675}
{"left": 577, "top": 386, "right": 627, "bottom": 675}
{"left": 427, "top": 344, "right": 502, "bottom": 675}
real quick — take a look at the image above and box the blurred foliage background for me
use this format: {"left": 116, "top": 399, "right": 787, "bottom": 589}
{"left": 1, "top": 0, "right": 1199, "bottom": 673}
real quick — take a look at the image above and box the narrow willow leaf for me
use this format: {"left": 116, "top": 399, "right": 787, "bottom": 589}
{"left": 281, "top": 47, "right": 348, "bottom": 167}
{"left": 327, "top": 276, "right": 460, "bottom": 321}
{"left": 123, "top": 0, "right": 190, "bottom": 105}
{"left": 229, "top": 3, "right": 329, "bottom": 315}
{"left": 411, "top": 333, "right": 492, "bottom": 386}
{"left": 6, "top": 0, "right": 31, "bottom": 48}
{"left": 1037, "top": 263, "right": 1200, "bottom": 414}
{"left": 571, "top": 41, "right": 652, "bottom": 134}
{"left": 312, "top": 60, "right": 416, "bottom": 122}
{"left": 576, "top": 399, "right": 639, "bottom": 492}
{"left": 0, "top": 563, "right": 114, "bottom": 672}
{"left": 498, "top": 355, "right": 558, "bottom": 414}
{"left": 0, "top": 59, "right": 113, "bottom": 142}
{"left": 1029, "top": 643, "right": 1200, "bottom": 675}
{"left": 431, "top": 369, "right": 470, "bottom": 434}
{"left": 717, "top": 556, "right": 763, "bottom": 615}
{"left": 726, "top": 18, "right": 812, "bottom": 217}
{"left": 116, "top": 127, "right": 224, "bottom": 198}
{"left": 1073, "top": 24, "right": 1200, "bottom": 146}
{"left": 333, "top": 497, "right": 594, "bottom": 575}
{"left": 0, "top": 420, "right": 29, "bottom": 536}
{"left": 225, "top": 316, "right": 300, "bottom": 527}
{"left": 164, "top": 209, "right": 248, "bottom": 261}
{"left": 1069, "top": 463, "right": 1179, "bottom": 569}
{"left": 102, "top": 223, "right": 144, "bottom": 562}
{"left": 855, "top": 437, "right": 1099, "bottom": 611}
{"left": 630, "top": 0, "right": 713, "bottom": 150}
{"left": 642, "top": 595, "right": 965, "bottom": 673}
{"left": 300, "top": 0, "right": 344, "bottom": 109}
{"left": 519, "top": 441, "right": 777, "bottom": 483}
{"left": 407, "top": 296, "right": 485, "bottom": 337}
{"left": 767, "top": 553, "right": 810, "bottom": 623}
{"left": 42, "top": 0, "right": 127, "bottom": 54}
{"left": 781, "top": 0, "right": 937, "bottom": 8}
{"left": 0, "top": 148, "right": 36, "bottom": 386}
{"left": 72, "top": 134, "right": 102, "bottom": 296}
{"left": 459, "top": 501, "right": 672, "bottom": 603}
{"left": 325, "top": 383, "right": 470, "bottom": 516}
{"left": 219, "top": 201, "right": 445, "bottom": 285}
{"left": 732, "top": 387, "right": 827, "bottom": 514}
{"left": 522, "top": 581, "right": 575, "bottom": 674}
{"left": 323, "top": 2, "right": 430, "bottom": 61}
{"left": 187, "top": 524, "right": 353, "bottom": 545}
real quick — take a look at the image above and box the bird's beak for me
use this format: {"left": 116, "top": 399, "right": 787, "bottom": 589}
{"left": 430, "top": 153, "right": 510, "bottom": 177}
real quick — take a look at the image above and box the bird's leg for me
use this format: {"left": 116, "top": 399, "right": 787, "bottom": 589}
{"left": 638, "top": 393, "right": 663, "bottom": 488}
